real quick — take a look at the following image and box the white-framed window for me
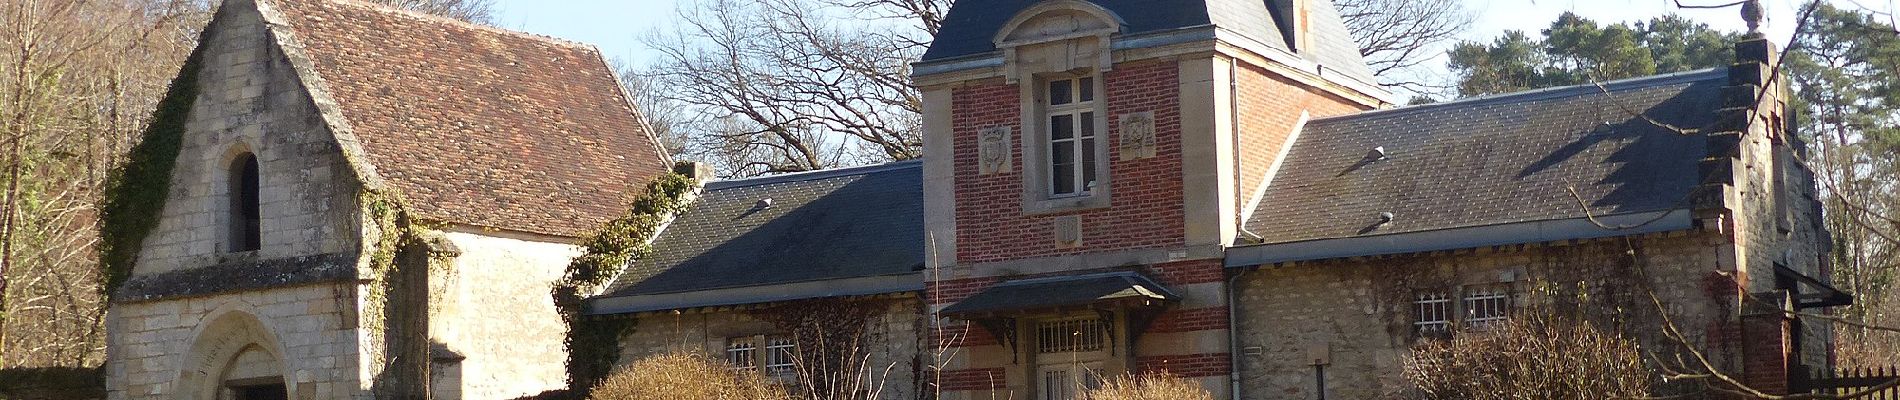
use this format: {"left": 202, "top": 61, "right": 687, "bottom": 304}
{"left": 726, "top": 336, "right": 759, "bottom": 372}
{"left": 1463, "top": 284, "right": 1511, "bottom": 328}
{"left": 1413, "top": 291, "right": 1451, "bottom": 335}
{"left": 1043, "top": 75, "right": 1098, "bottom": 197}
{"left": 727, "top": 334, "right": 797, "bottom": 379}
{"left": 764, "top": 336, "right": 796, "bottom": 377}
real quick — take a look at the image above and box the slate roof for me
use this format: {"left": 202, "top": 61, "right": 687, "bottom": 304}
{"left": 922, "top": 0, "right": 1376, "bottom": 84}
{"left": 267, "top": 0, "right": 671, "bottom": 237}
{"left": 939, "top": 272, "right": 1177, "bottom": 316}
{"left": 598, "top": 161, "right": 925, "bottom": 299}
{"left": 1241, "top": 69, "right": 1727, "bottom": 244}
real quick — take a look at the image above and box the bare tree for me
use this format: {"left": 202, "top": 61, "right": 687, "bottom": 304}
{"left": 643, "top": 0, "right": 940, "bottom": 177}
{"left": 614, "top": 62, "right": 690, "bottom": 159}
{"left": 0, "top": 0, "right": 208, "bottom": 369}
{"left": 1336, "top": 0, "right": 1473, "bottom": 92}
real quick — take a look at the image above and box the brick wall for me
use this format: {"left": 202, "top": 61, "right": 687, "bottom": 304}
{"left": 1136, "top": 353, "right": 1233, "bottom": 377}
{"left": 950, "top": 60, "right": 1185, "bottom": 264}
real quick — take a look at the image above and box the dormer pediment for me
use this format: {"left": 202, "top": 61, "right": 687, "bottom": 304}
{"left": 992, "top": 0, "right": 1123, "bottom": 47}
{"left": 994, "top": 1, "right": 1123, "bottom": 83}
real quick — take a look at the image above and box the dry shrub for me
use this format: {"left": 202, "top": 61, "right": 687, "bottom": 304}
{"left": 1083, "top": 372, "right": 1214, "bottom": 400}
{"left": 588, "top": 352, "right": 789, "bottom": 400}
{"left": 1402, "top": 315, "right": 1651, "bottom": 400}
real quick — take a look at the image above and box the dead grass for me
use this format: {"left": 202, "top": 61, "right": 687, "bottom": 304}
{"left": 1402, "top": 315, "right": 1651, "bottom": 400}
{"left": 588, "top": 352, "right": 789, "bottom": 400}
{"left": 1082, "top": 372, "right": 1214, "bottom": 400}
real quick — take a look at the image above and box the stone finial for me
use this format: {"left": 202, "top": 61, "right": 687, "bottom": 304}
{"left": 1742, "top": 0, "right": 1765, "bottom": 34}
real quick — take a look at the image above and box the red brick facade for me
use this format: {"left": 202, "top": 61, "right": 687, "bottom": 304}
{"left": 935, "top": 368, "right": 1010, "bottom": 391}
{"left": 951, "top": 60, "right": 1186, "bottom": 264}
{"left": 1136, "top": 353, "right": 1235, "bottom": 378}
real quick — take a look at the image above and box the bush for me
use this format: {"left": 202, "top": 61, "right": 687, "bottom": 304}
{"left": 1402, "top": 315, "right": 1651, "bottom": 400}
{"left": 588, "top": 352, "right": 789, "bottom": 400}
{"left": 1082, "top": 372, "right": 1214, "bottom": 400}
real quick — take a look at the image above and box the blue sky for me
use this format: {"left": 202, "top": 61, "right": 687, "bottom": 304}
{"left": 489, "top": 0, "right": 1891, "bottom": 72}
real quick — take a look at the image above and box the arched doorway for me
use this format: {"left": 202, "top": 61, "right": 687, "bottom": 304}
{"left": 175, "top": 308, "right": 295, "bottom": 400}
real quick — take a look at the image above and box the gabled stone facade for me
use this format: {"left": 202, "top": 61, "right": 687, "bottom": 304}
{"left": 104, "top": 0, "right": 671, "bottom": 398}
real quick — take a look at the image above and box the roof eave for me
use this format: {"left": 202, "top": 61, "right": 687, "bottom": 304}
{"left": 585, "top": 272, "right": 925, "bottom": 316}
{"left": 911, "top": 25, "right": 1396, "bottom": 107}
{"left": 1225, "top": 209, "right": 1697, "bottom": 267}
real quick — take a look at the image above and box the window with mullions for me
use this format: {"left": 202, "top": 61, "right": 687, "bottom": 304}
{"left": 1036, "top": 317, "right": 1107, "bottom": 353}
{"left": 1044, "top": 76, "right": 1098, "bottom": 197}
{"left": 1463, "top": 284, "right": 1510, "bottom": 328}
{"left": 726, "top": 336, "right": 758, "bottom": 371}
{"left": 1413, "top": 291, "right": 1451, "bottom": 336}
{"left": 764, "top": 336, "right": 796, "bottom": 377}
{"left": 728, "top": 335, "right": 798, "bottom": 379}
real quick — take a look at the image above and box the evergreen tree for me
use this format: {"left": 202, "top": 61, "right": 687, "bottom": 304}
{"left": 1448, "top": 13, "right": 1740, "bottom": 97}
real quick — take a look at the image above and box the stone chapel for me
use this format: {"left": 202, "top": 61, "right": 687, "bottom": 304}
{"left": 106, "top": 0, "right": 668, "bottom": 398}
{"left": 109, "top": 0, "right": 1847, "bottom": 399}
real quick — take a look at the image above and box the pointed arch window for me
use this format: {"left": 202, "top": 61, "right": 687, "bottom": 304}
{"left": 229, "top": 153, "right": 261, "bottom": 252}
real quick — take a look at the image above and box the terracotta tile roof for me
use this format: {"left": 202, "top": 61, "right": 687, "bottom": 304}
{"left": 267, "top": 0, "right": 671, "bottom": 237}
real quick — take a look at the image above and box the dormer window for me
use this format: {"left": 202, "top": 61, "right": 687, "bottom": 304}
{"left": 993, "top": 1, "right": 1119, "bottom": 214}
{"left": 1045, "top": 76, "right": 1098, "bottom": 197}
{"left": 229, "top": 153, "right": 261, "bottom": 252}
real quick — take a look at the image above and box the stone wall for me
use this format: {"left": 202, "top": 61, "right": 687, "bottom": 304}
{"left": 106, "top": 284, "right": 361, "bottom": 399}
{"left": 1232, "top": 232, "right": 1736, "bottom": 400}
{"left": 108, "top": 1, "right": 368, "bottom": 398}
{"left": 615, "top": 298, "right": 924, "bottom": 399}
{"left": 132, "top": 0, "right": 361, "bottom": 276}
{"left": 431, "top": 227, "right": 581, "bottom": 399}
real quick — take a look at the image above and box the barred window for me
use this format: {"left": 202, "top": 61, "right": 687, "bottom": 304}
{"left": 726, "top": 336, "right": 758, "bottom": 371}
{"left": 1036, "top": 318, "right": 1107, "bottom": 354}
{"left": 1414, "top": 291, "right": 1451, "bottom": 335}
{"left": 1464, "top": 284, "right": 1511, "bottom": 328}
{"left": 764, "top": 336, "right": 796, "bottom": 377}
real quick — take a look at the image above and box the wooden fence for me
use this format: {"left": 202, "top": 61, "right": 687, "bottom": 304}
{"left": 1803, "top": 365, "right": 1900, "bottom": 398}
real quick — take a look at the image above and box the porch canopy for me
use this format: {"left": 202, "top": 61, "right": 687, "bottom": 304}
{"left": 939, "top": 271, "right": 1178, "bottom": 318}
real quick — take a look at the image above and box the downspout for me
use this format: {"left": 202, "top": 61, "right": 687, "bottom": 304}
{"left": 1228, "top": 267, "right": 1250, "bottom": 400}
{"left": 1231, "top": 57, "right": 1265, "bottom": 244}
{"left": 1226, "top": 55, "right": 1250, "bottom": 400}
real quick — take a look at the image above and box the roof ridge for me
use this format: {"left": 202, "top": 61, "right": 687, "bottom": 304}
{"left": 314, "top": 0, "right": 597, "bottom": 51}
{"left": 704, "top": 160, "right": 923, "bottom": 190}
{"left": 1319, "top": 68, "right": 1728, "bottom": 123}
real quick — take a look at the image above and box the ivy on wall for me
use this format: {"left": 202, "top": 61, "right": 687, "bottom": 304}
{"left": 554, "top": 169, "right": 697, "bottom": 394}
{"left": 97, "top": 23, "right": 216, "bottom": 293}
